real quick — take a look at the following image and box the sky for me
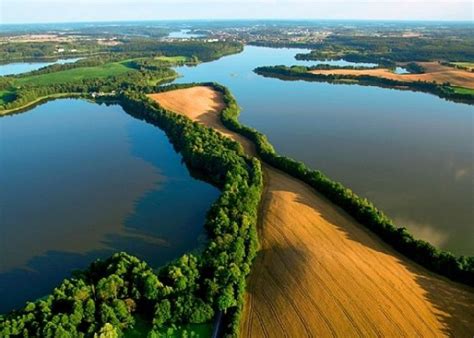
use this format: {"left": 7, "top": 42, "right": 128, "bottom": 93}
{"left": 1, "top": 0, "right": 472, "bottom": 24}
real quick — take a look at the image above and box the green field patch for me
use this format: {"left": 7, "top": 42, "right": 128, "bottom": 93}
{"left": 155, "top": 55, "right": 189, "bottom": 63}
{"left": 451, "top": 86, "right": 474, "bottom": 95}
{"left": 14, "top": 61, "right": 136, "bottom": 86}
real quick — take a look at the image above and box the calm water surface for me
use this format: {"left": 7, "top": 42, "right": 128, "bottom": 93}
{"left": 0, "top": 58, "right": 81, "bottom": 76}
{"left": 174, "top": 46, "right": 473, "bottom": 255}
{"left": 168, "top": 29, "right": 204, "bottom": 39}
{"left": 0, "top": 99, "right": 219, "bottom": 312}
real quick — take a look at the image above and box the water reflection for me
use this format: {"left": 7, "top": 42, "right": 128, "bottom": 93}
{"left": 173, "top": 45, "right": 473, "bottom": 255}
{"left": 0, "top": 58, "right": 81, "bottom": 76}
{"left": 0, "top": 99, "right": 219, "bottom": 312}
{"left": 168, "top": 29, "right": 204, "bottom": 39}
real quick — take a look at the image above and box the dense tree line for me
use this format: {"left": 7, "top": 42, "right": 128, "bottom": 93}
{"left": 0, "top": 40, "right": 104, "bottom": 63}
{"left": 404, "top": 62, "right": 425, "bottom": 74}
{"left": 293, "top": 35, "right": 474, "bottom": 63}
{"left": 110, "top": 40, "right": 243, "bottom": 62}
{"left": 294, "top": 62, "right": 424, "bottom": 74}
{"left": 0, "top": 39, "right": 243, "bottom": 65}
{"left": 0, "top": 85, "right": 263, "bottom": 337}
{"left": 208, "top": 82, "right": 474, "bottom": 287}
{"left": 67, "top": 25, "right": 170, "bottom": 39}
{"left": 121, "top": 88, "right": 262, "bottom": 336}
{"left": 127, "top": 56, "right": 198, "bottom": 71}
{"left": 305, "top": 64, "right": 380, "bottom": 71}
{"left": 249, "top": 40, "right": 322, "bottom": 49}
{"left": 253, "top": 65, "right": 474, "bottom": 104}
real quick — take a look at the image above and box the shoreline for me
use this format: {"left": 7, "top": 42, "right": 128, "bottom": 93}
{"left": 254, "top": 66, "right": 474, "bottom": 105}
{"left": 0, "top": 92, "right": 84, "bottom": 116}
{"left": 1, "top": 84, "right": 263, "bottom": 337}
{"left": 149, "top": 85, "right": 474, "bottom": 336}
{"left": 308, "top": 62, "right": 474, "bottom": 90}
{"left": 2, "top": 83, "right": 473, "bottom": 336}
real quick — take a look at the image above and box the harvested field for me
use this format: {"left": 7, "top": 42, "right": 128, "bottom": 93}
{"left": 0, "top": 34, "right": 77, "bottom": 43}
{"left": 310, "top": 62, "right": 474, "bottom": 89}
{"left": 148, "top": 87, "right": 256, "bottom": 155}
{"left": 149, "top": 86, "right": 474, "bottom": 337}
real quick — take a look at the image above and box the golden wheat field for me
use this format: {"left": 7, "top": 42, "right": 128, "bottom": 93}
{"left": 149, "top": 86, "right": 474, "bottom": 337}
{"left": 309, "top": 62, "right": 474, "bottom": 89}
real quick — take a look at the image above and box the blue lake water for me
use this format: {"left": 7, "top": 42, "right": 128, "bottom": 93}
{"left": 0, "top": 46, "right": 471, "bottom": 313}
{"left": 173, "top": 45, "right": 473, "bottom": 256}
{"left": 0, "top": 99, "right": 219, "bottom": 312}
{"left": 168, "top": 29, "right": 204, "bottom": 39}
{"left": 0, "top": 58, "right": 81, "bottom": 76}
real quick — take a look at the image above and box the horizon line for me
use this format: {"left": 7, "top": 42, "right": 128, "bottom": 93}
{"left": 2, "top": 18, "right": 473, "bottom": 26}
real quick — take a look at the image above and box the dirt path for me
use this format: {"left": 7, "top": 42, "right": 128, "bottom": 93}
{"left": 309, "top": 62, "right": 474, "bottom": 89}
{"left": 149, "top": 86, "right": 474, "bottom": 337}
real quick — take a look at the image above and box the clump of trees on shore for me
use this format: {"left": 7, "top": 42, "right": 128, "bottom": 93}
{"left": 292, "top": 35, "right": 474, "bottom": 63}
{"left": 404, "top": 62, "right": 425, "bottom": 74}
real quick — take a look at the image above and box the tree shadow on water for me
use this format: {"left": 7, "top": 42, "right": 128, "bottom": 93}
{"left": 0, "top": 228, "right": 193, "bottom": 314}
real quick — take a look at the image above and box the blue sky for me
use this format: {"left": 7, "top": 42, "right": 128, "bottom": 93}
{"left": 1, "top": 0, "right": 472, "bottom": 24}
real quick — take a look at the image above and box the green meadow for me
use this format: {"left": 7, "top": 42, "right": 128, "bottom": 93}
{"left": 451, "top": 86, "right": 474, "bottom": 95}
{"left": 14, "top": 61, "right": 136, "bottom": 86}
{"left": 155, "top": 55, "right": 189, "bottom": 63}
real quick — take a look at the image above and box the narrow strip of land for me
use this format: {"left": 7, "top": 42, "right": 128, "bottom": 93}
{"left": 0, "top": 92, "right": 82, "bottom": 116}
{"left": 149, "top": 86, "right": 474, "bottom": 337}
{"left": 309, "top": 62, "right": 474, "bottom": 89}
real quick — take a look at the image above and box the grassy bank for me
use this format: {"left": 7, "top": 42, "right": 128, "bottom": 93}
{"left": 14, "top": 61, "right": 135, "bottom": 86}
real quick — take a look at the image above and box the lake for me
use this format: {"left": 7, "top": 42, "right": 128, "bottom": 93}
{"left": 0, "top": 58, "right": 81, "bottom": 76}
{"left": 168, "top": 29, "right": 204, "bottom": 39}
{"left": 0, "top": 99, "right": 219, "bottom": 312}
{"left": 173, "top": 45, "right": 473, "bottom": 256}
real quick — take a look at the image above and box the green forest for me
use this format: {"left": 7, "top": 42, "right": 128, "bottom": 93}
{"left": 289, "top": 35, "right": 474, "bottom": 63}
{"left": 0, "top": 37, "right": 242, "bottom": 63}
